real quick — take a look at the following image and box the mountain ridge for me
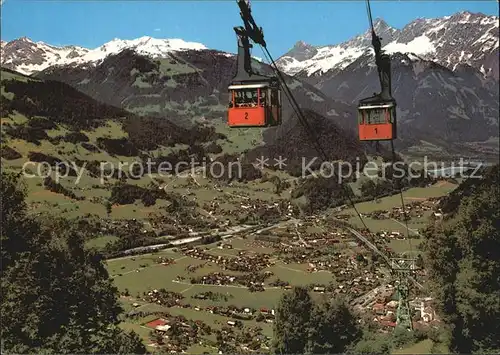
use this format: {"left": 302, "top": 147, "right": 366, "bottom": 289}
{"left": 277, "top": 11, "right": 499, "bottom": 80}
{"left": 1, "top": 10, "right": 498, "bottom": 159}
{"left": 0, "top": 36, "right": 207, "bottom": 75}
{"left": 2, "top": 11, "right": 498, "bottom": 80}
{"left": 35, "top": 48, "right": 359, "bottom": 133}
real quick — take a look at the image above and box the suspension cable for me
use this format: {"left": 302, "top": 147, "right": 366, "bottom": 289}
{"left": 259, "top": 47, "right": 324, "bottom": 157}
{"left": 366, "top": 0, "right": 375, "bottom": 32}
{"left": 365, "top": 0, "right": 413, "bottom": 257}
{"left": 390, "top": 141, "right": 413, "bottom": 256}
{"left": 239, "top": 0, "right": 414, "bottom": 266}
{"left": 258, "top": 45, "right": 374, "bottom": 235}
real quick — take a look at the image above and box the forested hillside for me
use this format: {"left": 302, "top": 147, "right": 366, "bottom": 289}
{"left": 421, "top": 165, "right": 500, "bottom": 353}
{"left": 0, "top": 172, "right": 147, "bottom": 353}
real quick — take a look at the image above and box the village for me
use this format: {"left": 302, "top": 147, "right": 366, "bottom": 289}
{"left": 360, "top": 198, "right": 441, "bottom": 222}
{"left": 96, "top": 174, "right": 459, "bottom": 353}
{"left": 111, "top": 203, "right": 441, "bottom": 353}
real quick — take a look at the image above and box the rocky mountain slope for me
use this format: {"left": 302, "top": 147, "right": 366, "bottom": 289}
{"left": 277, "top": 19, "right": 399, "bottom": 77}
{"left": 276, "top": 11, "right": 499, "bottom": 153}
{"left": 37, "top": 48, "right": 379, "bottom": 168}
{"left": 0, "top": 67, "right": 220, "bottom": 153}
{"left": 277, "top": 11, "right": 499, "bottom": 80}
{"left": 309, "top": 52, "right": 499, "bottom": 143}
{"left": 4, "top": 11, "right": 497, "bottom": 80}
{"left": 37, "top": 47, "right": 360, "bottom": 137}
{"left": 2, "top": 51, "right": 370, "bottom": 178}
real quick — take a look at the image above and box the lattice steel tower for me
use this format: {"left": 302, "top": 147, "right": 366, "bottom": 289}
{"left": 391, "top": 258, "right": 418, "bottom": 330}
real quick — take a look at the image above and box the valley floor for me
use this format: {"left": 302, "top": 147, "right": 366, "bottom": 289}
{"left": 103, "top": 181, "right": 455, "bottom": 353}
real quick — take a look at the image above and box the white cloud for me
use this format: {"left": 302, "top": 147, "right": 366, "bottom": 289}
{"left": 154, "top": 28, "right": 161, "bottom": 32}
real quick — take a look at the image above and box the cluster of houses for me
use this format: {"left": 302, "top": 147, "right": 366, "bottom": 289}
{"left": 240, "top": 225, "right": 389, "bottom": 299}
{"left": 214, "top": 324, "right": 271, "bottom": 353}
{"left": 410, "top": 297, "right": 438, "bottom": 325}
{"left": 372, "top": 296, "right": 439, "bottom": 330}
{"left": 375, "top": 230, "right": 406, "bottom": 240}
{"left": 349, "top": 283, "right": 438, "bottom": 331}
{"left": 155, "top": 256, "right": 176, "bottom": 266}
{"left": 197, "top": 305, "right": 254, "bottom": 319}
{"left": 180, "top": 247, "right": 274, "bottom": 273}
{"left": 369, "top": 289, "right": 400, "bottom": 329}
{"left": 143, "top": 289, "right": 184, "bottom": 307}
{"left": 144, "top": 311, "right": 272, "bottom": 352}
{"left": 269, "top": 229, "right": 361, "bottom": 263}
{"left": 136, "top": 209, "right": 436, "bottom": 341}
{"left": 191, "top": 291, "right": 234, "bottom": 302}
{"left": 363, "top": 200, "right": 438, "bottom": 221}
{"left": 200, "top": 194, "right": 291, "bottom": 222}
{"left": 188, "top": 271, "right": 273, "bottom": 290}
{"left": 145, "top": 315, "right": 212, "bottom": 352}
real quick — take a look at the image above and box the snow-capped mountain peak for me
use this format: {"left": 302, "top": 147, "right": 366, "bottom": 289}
{"left": 277, "top": 18, "right": 399, "bottom": 77}
{"left": 372, "top": 18, "right": 392, "bottom": 34}
{"left": 1, "top": 36, "right": 207, "bottom": 75}
{"left": 277, "top": 11, "right": 499, "bottom": 79}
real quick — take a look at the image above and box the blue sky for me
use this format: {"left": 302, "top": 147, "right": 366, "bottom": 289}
{"left": 1, "top": 1, "right": 498, "bottom": 57}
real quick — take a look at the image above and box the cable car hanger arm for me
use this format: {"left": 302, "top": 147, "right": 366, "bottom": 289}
{"left": 234, "top": 26, "right": 255, "bottom": 78}
{"left": 365, "top": 2, "right": 414, "bottom": 281}
{"left": 236, "top": 0, "right": 266, "bottom": 47}
{"left": 364, "top": 0, "right": 393, "bottom": 101}
{"left": 366, "top": 0, "right": 381, "bottom": 56}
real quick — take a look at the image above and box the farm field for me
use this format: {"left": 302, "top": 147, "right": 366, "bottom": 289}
{"left": 394, "top": 338, "right": 449, "bottom": 354}
{"left": 341, "top": 181, "right": 457, "bottom": 254}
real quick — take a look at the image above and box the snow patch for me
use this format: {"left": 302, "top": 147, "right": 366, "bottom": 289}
{"left": 80, "top": 37, "right": 206, "bottom": 64}
{"left": 384, "top": 35, "right": 436, "bottom": 56}
{"left": 277, "top": 44, "right": 366, "bottom": 76}
{"left": 326, "top": 109, "right": 339, "bottom": 116}
{"left": 304, "top": 45, "right": 366, "bottom": 76}
{"left": 306, "top": 91, "right": 324, "bottom": 102}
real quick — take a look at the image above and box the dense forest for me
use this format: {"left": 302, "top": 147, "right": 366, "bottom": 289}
{"left": 0, "top": 171, "right": 147, "bottom": 353}
{"left": 272, "top": 286, "right": 361, "bottom": 354}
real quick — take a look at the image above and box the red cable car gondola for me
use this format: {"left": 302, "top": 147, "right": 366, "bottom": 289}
{"left": 228, "top": 81, "right": 281, "bottom": 128}
{"left": 358, "top": 99, "right": 397, "bottom": 141}
{"left": 357, "top": 0, "right": 397, "bottom": 141}
{"left": 227, "top": 1, "right": 282, "bottom": 128}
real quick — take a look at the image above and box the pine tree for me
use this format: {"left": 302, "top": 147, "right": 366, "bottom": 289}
{"left": 305, "top": 298, "right": 361, "bottom": 354}
{"left": 272, "top": 286, "right": 313, "bottom": 354}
